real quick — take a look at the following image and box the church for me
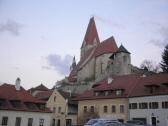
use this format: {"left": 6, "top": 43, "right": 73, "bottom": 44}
{"left": 58, "top": 17, "right": 144, "bottom": 93}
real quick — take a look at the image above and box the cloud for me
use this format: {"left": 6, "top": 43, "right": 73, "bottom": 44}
{"left": 44, "top": 54, "right": 73, "bottom": 75}
{"left": 93, "top": 15, "right": 125, "bottom": 29}
{"left": 0, "top": 19, "right": 23, "bottom": 36}
{"left": 149, "top": 27, "right": 168, "bottom": 48}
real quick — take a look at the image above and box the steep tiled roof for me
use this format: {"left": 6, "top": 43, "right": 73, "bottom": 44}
{"left": 35, "top": 90, "right": 53, "bottom": 101}
{"left": 82, "top": 17, "right": 100, "bottom": 47}
{"left": 116, "top": 45, "right": 130, "bottom": 54}
{"left": 28, "top": 84, "right": 49, "bottom": 93}
{"left": 76, "top": 74, "right": 168, "bottom": 100}
{"left": 94, "top": 36, "right": 118, "bottom": 57}
{"left": 76, "top": 74, "right": 140, "bottom": 100}
{"left": 129, "top": 74, "right": 168, "bottom": 97}
{"left": 0, "top": 83, "right": 51, "bottom": 113}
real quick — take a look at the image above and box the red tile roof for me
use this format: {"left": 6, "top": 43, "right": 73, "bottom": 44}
{"left": 0, "top": 83, "right": 51, "bottom": 113}
{"left": 28, "top": 84, "right": 49, "bottom": 93}
{"left": 76, "top": 74, "right": 168, "bottom": 100}
{"left": 82, "top": 17, "right": 100, "bottom": 47}
{"left": 94, "top": 36, "right": 118, "bottom": 57}
{"left": 129, "top": 74, "right": 168, "bottom": 97}
{"left": 34, "top": 90, "right": 53, "bottom": 101}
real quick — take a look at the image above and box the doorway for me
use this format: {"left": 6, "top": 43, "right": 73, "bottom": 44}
{"left": 66, "top": 119, "right": 72, "bottom": 126}
{"left": 151, "top": 117, "right": 157, "bottom": 126}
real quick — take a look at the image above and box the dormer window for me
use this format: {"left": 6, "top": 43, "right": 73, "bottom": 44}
{"left": 10, "top": 100, "right": 22, "bottom": 109}
{"left": 144, "top": 84, "right": 160, "bottom": 93}
{"left": 162, "top": 82, "right": 168, "bottom": 88}
{"left": 94, "top": 91, "right": 99, "bottom": 96}
{"left": 0, "top": 99, "right": 6, "bottom": 107}
{"left": 116, "top": 89, "right": 124, "bottom": 96}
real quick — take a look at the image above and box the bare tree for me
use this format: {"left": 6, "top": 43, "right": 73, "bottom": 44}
{"left": 140, "top": 60, "right": 160, "bottom": 73}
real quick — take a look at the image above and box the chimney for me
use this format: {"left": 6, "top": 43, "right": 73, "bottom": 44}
{"left": 15, "top": 77, "right": 21, "bottom": 91}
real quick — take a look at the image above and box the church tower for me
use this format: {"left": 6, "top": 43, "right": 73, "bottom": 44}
{"left": 109, "top": 44, "right": 131, "bottom": 75}
{"left": 80, "top": 17, "right": 100, "bottom": 59}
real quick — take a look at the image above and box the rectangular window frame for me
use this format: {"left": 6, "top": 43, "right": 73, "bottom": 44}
{"left": 15, "top": 117, "right": 21, "bottom": 126}
{"left": 39, "top": 119, "right": 44, "bottom": 126}
{"left": 1, "top": 116, "right": 8, "bottom": 126}
{"left": 120, "top": 105, "right": 125, "bottom": 113}
{"left": 28, "top": 118, "right": 33, "bottom": 126}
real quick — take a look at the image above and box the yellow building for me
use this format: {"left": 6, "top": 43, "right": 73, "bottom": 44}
{"left": 76, "top": 74, "right": 141, "bottom": 125}
{"left": 47, "top": 89, "right": 78, "bottom": 126}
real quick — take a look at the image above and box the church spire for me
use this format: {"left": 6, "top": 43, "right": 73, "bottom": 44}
{"left": 82, "top": 17, "right": 100, "bottom": 47}
{"left": 70, "top": 56, "right": 76, "bottom": 71}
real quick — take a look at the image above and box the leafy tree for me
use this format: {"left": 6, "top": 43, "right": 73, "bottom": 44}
{"left": 140, "top": 60, "right": 160, "bottom": 73}
{"left": 160, "top": 44, "right": 168, "bottom": 73}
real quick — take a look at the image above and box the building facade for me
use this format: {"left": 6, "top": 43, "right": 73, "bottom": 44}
{"left": 0, "top": 78, "right": 51, "bottom": 126}
{"left": 129, "top": 74, "right": 168, "bottom": 126}
{"left": 46, "top": 89, "right": 78, "bottom": 126}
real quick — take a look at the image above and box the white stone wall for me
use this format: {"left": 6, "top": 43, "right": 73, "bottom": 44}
{"left": 129, "top": 95, "right": 168, "bottom": 126}
{"left": 0, "top": 110, "right": 51, "bottom": 126}
{"left": 110, "top": 52, "right": 131, "bottom": 75}
{"left": 95, "top": 53, "right": 112, "bottom": 80}
{"left": 77, "top": 58, "right": 95, "bottom": 82}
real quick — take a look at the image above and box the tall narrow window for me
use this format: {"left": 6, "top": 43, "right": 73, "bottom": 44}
{"left": 53, "top": 107, "right": 56, "bottom": 113}
{"left": 15, "top": 117, "right": 21, "bottom": 126}
{"left": 54, "top": 96, "right": 56, "bottom": 102}
{"left": 104, "top": 106, "right": 108, "bottom": 113}
{"left": 58, "top": 107, "right": 61, "bottom": 113}
{"left": 112, "top": 105, "right": 116, "bottom": 113}
{"left": 100, "top": 62, "right": 103, "bottom": 74}
{"left": 83, "top": 106, "right": 87, "bottom": 113}
{"left": 39, "top": 119, "right": 44, "bottom": 126}
{"left": 90, "top": 106, "right": 94, "bottom": 113}
{"left": 28, "top": 118, "right": 33, "bottom": 126}
{"left": 120, "top": 105, "right": 125, "bottom": 113}
{"left": 1, "top": 116, "right": 8, "bottom": 126}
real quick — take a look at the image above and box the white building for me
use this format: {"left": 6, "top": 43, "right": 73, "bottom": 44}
{"left": 129, "top": 74, "right": 168, "bottom": 126}
{"left": 0, "top": 78, "right": 52, "bottom": 126}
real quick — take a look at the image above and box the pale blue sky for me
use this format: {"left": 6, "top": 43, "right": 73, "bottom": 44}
{"left": 0, "top": 0, "right": 168, "bottom": 89}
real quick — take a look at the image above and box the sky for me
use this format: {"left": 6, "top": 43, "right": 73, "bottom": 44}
{"left": 0, "top": 0, "right": 168, "bottom": 89}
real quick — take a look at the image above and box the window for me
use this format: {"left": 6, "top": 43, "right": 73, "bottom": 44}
{"left": 149, "top": 102, "right": 159, "bottom": 109}
{"left": 139, "top": 103, "right": 148, "bottom": 109}
{"left": 10, "top": 101, "right": 22, "bottom": 108}
{"left": 103, "top": 106, "right": 108, "bottom": 113}
{"left": 1, "top": 116, "right": 8, "bottom": 126}
{"left": 39, "top": 119, "right": 44, "bottom": 126}
{"left": 83, "top": 106, "right": 87, "bottom": 113}
{"left": 120, "top": 105, "right": 125, "bottom": 113}
{"left": 53, "top": 107, "right": 56, "bottom": 113}
{"left": 90, "top": 106, "right": 94, "bottom": 113}
{"left": 129, "top": 103, "right": 137, "bottom": 109}
{"left": 162, "top": 101, "right": 168, "bottom": 108}
{"left": 28, "top": 118, "right": 33, "bottom": 126}
{"left": 54, "top": 96, "right": 56, "bottom": 102}
{"left": 95, "top": 92, "right": 99, "bottom": 96}
{"left": 52, "top": 119, "right": 55, "bottom": 126}
{"left": 116, "top": 89, "right": 123, "bottom": 96}
{"left": 15, "top": 117, "right": 21, "bottom": 126}
{"left": 58, "top": 107, "right": 61, "bottom": 113}
{"left": 111, "top": 105, "right": 116, "bottom": 113}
